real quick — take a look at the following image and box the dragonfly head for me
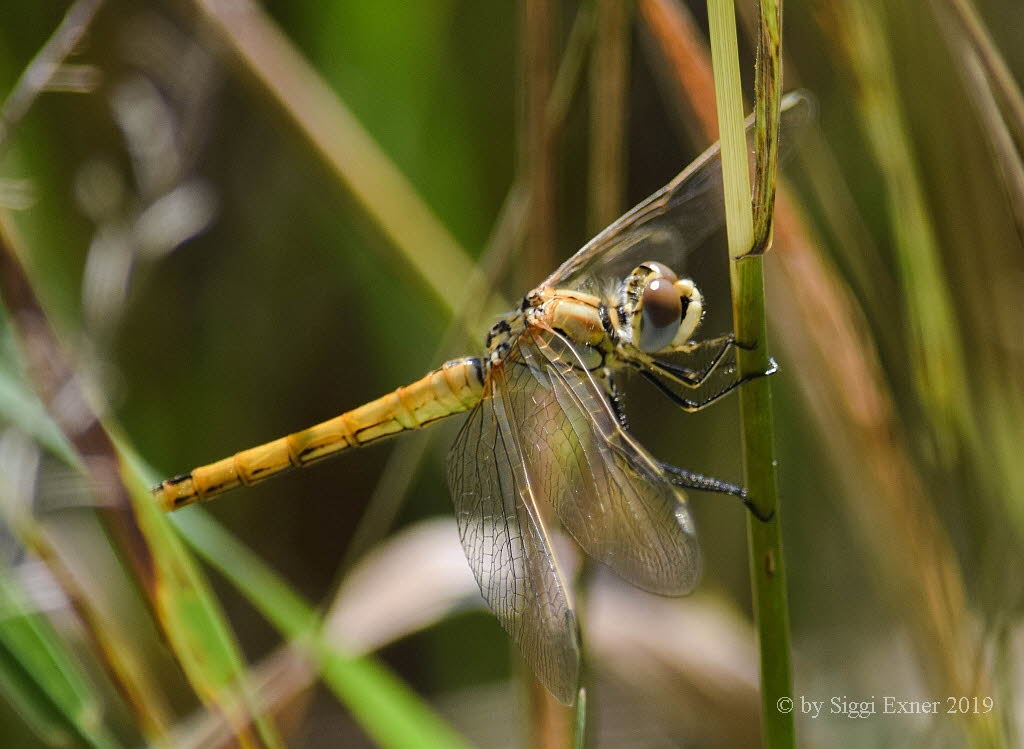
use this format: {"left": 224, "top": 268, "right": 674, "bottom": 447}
{"left": 624, "top": 261, "right": 703, "bottom": 354}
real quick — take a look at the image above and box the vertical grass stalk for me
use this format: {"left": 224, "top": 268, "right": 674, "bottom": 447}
{"left": 706, "top": 1, "right": 795, "bottom": 747}
{"left": 521, "top": 2, "right": 572, "bottom": 746}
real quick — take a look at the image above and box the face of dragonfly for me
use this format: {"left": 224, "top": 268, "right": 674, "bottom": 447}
{"left": 616, "top": 260, "right": 704, "bottom": 357}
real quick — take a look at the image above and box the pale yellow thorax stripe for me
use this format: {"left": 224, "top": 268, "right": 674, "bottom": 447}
{"left": 155, "top": 358, "right": 484, "bottom": 511}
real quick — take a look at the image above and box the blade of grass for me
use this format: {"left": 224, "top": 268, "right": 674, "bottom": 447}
{"left": 749, "top": 0, "right": 782, "bottom": 256}
{"left": 705, "top": 3, "right": 794, "bottom": 749}
{"left": 931, "top": 0, "right": 1024, "bottom": 253}
{"left": 828, "top": 1, "right": 973, "bottom": 459}
{"left": 588, "top": 0, "right": 630, "bottom": 234}
{"left": 186, "top": 0, "right": 484, "bottom": 332}
{"left": 0, "top": 218, "right": 282, "bottom": 749}
{"left": 0, "top": 393, "right": 175, "bottom": 737}
{"left": 521, "top": 0, "right": 558, "bottom": 285}
{"left": 933, "top": 7, "right": 1024, "bottom": 549}
{"left": 934, "top": 0, "right": 1024, "bottom": 159}
{"left": 520, "top": 0, "right": 574, "bottom": 743}
{"left": 579, "top": 2, "right": 629, "bottom": 744}
{"left": 0, "top": 566, "right": 120, "bottom": 749}
{"left": 636, "top": 0, "right": 718, "bottom": 135}
{"left": 171, "top": 508, "right": 474, "bottom": 749}
{"left": 572, "top": 687, "right": 587, "bottom": 749}
{"left": 0, "top": 345, "right": 180, "bottom": 738}
{"left": 5, "top": 517, "right": 175, "bottom": 739}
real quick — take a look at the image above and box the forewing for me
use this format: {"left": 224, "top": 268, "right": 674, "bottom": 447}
{"left": 543, "top": 91, "right": 813, "bottom": 293}
{"left": 512, "top": 329, "right": 702, "bottom": 596}
{"left": 446, "top": 362, "right": 579, "bottom": 705}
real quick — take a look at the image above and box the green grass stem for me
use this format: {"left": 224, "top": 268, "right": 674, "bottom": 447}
{"left": 706, "top": 1, "right": 794, "bottom": 747}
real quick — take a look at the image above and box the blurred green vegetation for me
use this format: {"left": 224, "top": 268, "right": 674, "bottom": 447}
{"left": 1, "top": 0, "right": 1022, "bottom": 747}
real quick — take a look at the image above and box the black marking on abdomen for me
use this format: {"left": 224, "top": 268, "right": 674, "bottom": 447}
{"left": 166, "top": 473, "right": 191, "bottom": 486}
{"left": 471, "top": 357, "right": 485, "bottom": 385}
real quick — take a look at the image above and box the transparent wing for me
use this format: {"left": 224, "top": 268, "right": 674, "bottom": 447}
{"left": 542, "top": 91, "right": 814, "bottom": 293}
{"left": 512, "top": 328, "right": 702, "bottom": 596}
{"left": 446, "top": 359, "right": 579, "bottom": 705}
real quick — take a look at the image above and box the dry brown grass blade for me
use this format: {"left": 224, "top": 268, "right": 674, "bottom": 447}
{"left": 636, "top": 0, "right": 718, "bottom": 136}
{"left": 932, "top": 0, "right": 1024, "bottom": 244}
{"left": 934, "top": 0, "right": 1024, "bottom": 159}
{"left": 638, "top": 2, "right": 1002, "bottom": 745}
{"left": 588, "top": 0, "right": 630, "bottom": 232}
{"left": 0, "top": 220, "right": 157, "bottom": 611}
{"left": 520, "top": 1, "right": 574, "bottom": 740}
{"left": 750, "top": 0, "right": 782, "bottom": 256}
{"left": 520, "top": 0, "right": 559, "bottom": 288}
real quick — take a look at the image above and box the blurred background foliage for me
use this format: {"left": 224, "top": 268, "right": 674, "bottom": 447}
{"left": 0, "top": 0, "right": 1021, "bottom": 747}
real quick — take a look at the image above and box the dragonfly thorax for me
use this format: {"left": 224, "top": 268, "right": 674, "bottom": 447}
{"left": 486, "top": 261, "right": 705, "bottom": 375}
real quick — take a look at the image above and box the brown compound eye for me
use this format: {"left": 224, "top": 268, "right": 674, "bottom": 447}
{"left": 641, "top": 261, "right": 678, "bottom": 283}
{"left": 638, "top": 277, "right": 682, "bottom": 352}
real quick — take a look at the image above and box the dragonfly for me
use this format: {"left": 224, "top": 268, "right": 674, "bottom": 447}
{"left": 154, "top": 92, "right": 811, "bottom": 705}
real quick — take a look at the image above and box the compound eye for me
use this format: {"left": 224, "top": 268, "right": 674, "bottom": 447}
{"left": 638, "top": 278, "right": 682, "bottom": 352}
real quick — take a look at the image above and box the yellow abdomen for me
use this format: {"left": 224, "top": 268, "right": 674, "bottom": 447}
{"left": 154, "top": 357, "right": 485, "bottom": 511}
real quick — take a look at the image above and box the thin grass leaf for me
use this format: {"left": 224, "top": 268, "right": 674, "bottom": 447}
{"left": 0, "top": 326, "right": 174, "bottom": 739}
{"left": 187, "top": 0, "right": 484, "bottom": 329}
{"left": 0, "top": 220, "right": 282, "bottom": 749}
{"left": 0, "top": 570, "right": 120, "bottom": 749}
{"left": 116, "top": 452, "right": 284, "bottom": 749}
{"left": 706, "top": 2, "right": 794, "bottom": 748}
{"left": 520, "top": 0, "right": 558, "bottom": 286}
{"left": 934, "top": 0, "right": 1024, "bottom": 159}
{"left": 171, "top": 508, "right": 474, "bottom": 749}
{"left": 588, "top": 0, "right": 629, "bottom": 233}
{"left": 831, "top": 1, "right": 974, "bottom": 459}
{"left": 932, "top": 0, "right": 1024, "bottom": 253}
{"left": 0, "top": 366, "right": 76, "bottom": 466}
{"left": 572, "top": 686, "right": 587, "bottom": 749}
{"left": 749, "top": 0, "right": 782, "bottom": 256}
{"left": 636, "top": 0, "right": 719, "bottom": 135}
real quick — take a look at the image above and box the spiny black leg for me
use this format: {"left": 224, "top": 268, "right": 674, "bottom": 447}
{"left": 659, "top": 461, "right": 775, "bottom": 522}
{"left": 659, "top": 461, "right": 745, "bottom": 496}
{"left": 655, "top": 334, "right": 762, "bottom": 388}
{"left": 607, "top": 375, "right": 629, "bottom": 430}
{"left": 640, "top": 357, "right": 778, "bottom": 413}
{"left": 654, "top": 334, "right": 736, "bottom": 388}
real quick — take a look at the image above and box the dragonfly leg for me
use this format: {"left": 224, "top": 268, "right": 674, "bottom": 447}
{"left": 641, "top": 357, "right": 777, "bottom": 413}
{"left": 658, "top": 461, "right": 774, "bottom": 522}
{"left": 653, "top": 333, "right": 738, "bottom": 388}
{"left": 607, "top": 374, "right": 629, "bottom": 430}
